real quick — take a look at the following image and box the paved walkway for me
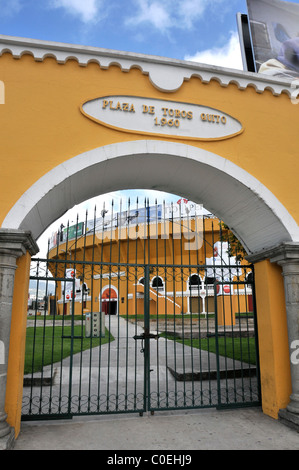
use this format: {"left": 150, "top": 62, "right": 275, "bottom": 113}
{"left": 14, "top": 407, "right": 299, "bottom": 450}
{"left": 22, "top": 317, "right": 259, "bottom": 416}
{"left": 17, "top": 316, "right": 299, "bottom": 450}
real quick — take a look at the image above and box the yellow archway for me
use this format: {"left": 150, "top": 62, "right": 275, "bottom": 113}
{"left": 3, "top": 141, "right": 298, "bottom": 254}
{"left": 1, "top": 34, "right": 299, "bottom": 443}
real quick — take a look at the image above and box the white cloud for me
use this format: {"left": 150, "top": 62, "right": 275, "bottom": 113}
{"left": 50, "top": 0, "right": 102, "bottom": 23}
{"left": 184, "top": 31, "right": 243, "bottom": 70}
{"left": 126, "top": 0, "right": 224, "bottom": 33}
{"left": 125, "top": 0, "right": 172, "bottom": 32}
{"left": 176, "top": 0, "right": 207, "bottom": 29}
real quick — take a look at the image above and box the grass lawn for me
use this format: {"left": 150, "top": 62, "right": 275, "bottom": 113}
{"left": 161, "top": 333, "right": 257, "bottom": 365}
{"left": 27, "top": 314, "right": 85, "bottom": 321}
{"left": 24, "top": 325, "right": 114, "bottom": 375}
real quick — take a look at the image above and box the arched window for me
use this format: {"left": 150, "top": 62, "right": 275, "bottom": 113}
{"left": 189, "top": 274, "right": 201, "bottom": 287}
{"left": 152, "top": 276, "right": 164, "bottom": 289}
{"left": 138, "top": 277, "right": 145, "bottom": 285}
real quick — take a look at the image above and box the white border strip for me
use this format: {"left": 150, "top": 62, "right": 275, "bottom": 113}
{"left": 0, "top": 34, "right": 296, "bottom": 95}
{"left": 2, "top": 140, "right": 299, "bottom": 247}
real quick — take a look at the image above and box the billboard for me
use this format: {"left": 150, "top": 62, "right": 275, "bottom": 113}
{"left": 246, "top": 0, "right": 299, "bottom": 78}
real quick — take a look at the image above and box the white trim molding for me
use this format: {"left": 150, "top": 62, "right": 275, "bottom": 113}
{"left": 0, "top": 34, "right": 297, "bottom": 97}
{"left": 2, "top": 140, "right": 299, "bottom": 256}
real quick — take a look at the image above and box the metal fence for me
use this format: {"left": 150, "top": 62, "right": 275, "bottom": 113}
{"left": 22, "top": 200, "right": 261, "bottom": 420}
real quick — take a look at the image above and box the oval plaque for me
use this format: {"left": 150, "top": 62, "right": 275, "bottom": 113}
{"left": 81, "top": 95, "right": 243, "bottom": 141}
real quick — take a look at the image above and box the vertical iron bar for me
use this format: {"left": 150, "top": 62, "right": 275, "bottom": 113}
{"left": 201, "top": 216, "right": 207, "bottom": 404}
{"left": 236, "top": 276, "right": 245, "bottom": 402}
{"left": 78, "top": 209, "right": 88, "bottom": 413}
{"left": 49, "top": 256, "right": 59, "bottom": 414}
{"left": 187, "top": 207, "right": 195, "bottom": 406}
{"left": 244, "top": 268, "right": 253, "bottom": 401}
{"left": 60, "top": 219, "right": 70, "bottom": 415}
{"left": 171, "top": 203, "right": 178, "bottom": 406}
{"left": 210, "top": 218, "right": 216, "bottom": 405}
{"left": 155, "top": 200, "right": 160, "bottom": 410}
{"left": 67, "top": 213, "right": 79, "bottom": 416}
{"left": 49, "top": 226, "right": 63, "bottom": 414}
{"left": 39, "top": 245, "right": 50, "bottom": 413}
{"left": 97, "top": 202, "right": 105, "bottom": 411}
{"left": 28, "top": 260, "right": 39, "bottom": 415}
{"left": 214, "top": 281, "right": 221, "bottom": 408}
{"left": 125, "top": 198, "right": 130, "bottom": 410}
{"left": 251, "top": 265, "right": 262, "bottom": 404}
{"left": 106, "top": 201, "right": 113, "bottom": 411}
{"left": 163, "top": 200, "right": 169, "bottom": 408}
{"left": 144, "top": 264, "right": 150, "bottom": 413}
{"left": 179, "top": 204, "right": 186, "bottom": 406}
{"left": 134, "top": 197, "right": 139, "bottom": 411}
{"left": 116, "top": 199, "right": 122, "bottom": 411}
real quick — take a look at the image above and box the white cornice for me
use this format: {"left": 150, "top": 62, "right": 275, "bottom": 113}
{"left": 0, "top": 34, "right": 297, "bottom": 96}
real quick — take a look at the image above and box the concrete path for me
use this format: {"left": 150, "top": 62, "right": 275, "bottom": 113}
{"left": 14, "top": 407, "right": 299, "bottom": 450}
{"left": 22, "top": 316, "right": 259, "bottom": 416}
{"left": 16, "top": 316, "right": 283, "bottom": 450}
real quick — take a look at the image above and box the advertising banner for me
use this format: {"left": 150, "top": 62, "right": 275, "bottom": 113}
{"left": 63, "top": 222, "right": 84, "bottom": 241}
{"left": 247, "top": 0, "right": 299, "bottom": 78}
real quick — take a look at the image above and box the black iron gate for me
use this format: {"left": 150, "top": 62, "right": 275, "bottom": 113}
{"left": 22, "top": 200, "right": 261, "bottom": 420}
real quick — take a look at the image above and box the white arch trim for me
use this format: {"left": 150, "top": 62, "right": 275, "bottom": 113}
{"left": 100, "top": 285, "right": 119, "bottom": 316}
{"left": 2, "top": 140, "right": 299, "bottom": 255}
{"left": 100, "top": 284, "right": 118, "bottom": 299}
{"left": 151, "top": 275, "right": 165, "bottom": 288}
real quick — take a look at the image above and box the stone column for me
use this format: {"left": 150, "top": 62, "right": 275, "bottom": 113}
{"left": 0, "top": 230, "right": 38, "bottom": 449}
{"left": 248, "top": 242, "right": 299, "bottom": 431}
{"left": 269, "top": 243, "right": 299, "bottom": 431}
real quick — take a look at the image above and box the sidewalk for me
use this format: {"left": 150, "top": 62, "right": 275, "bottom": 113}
{"left": 16, "top": 317, "right": 299, "bottom": 450}
{"left": 13, "top": 407, "right": 299, "bottom": 450}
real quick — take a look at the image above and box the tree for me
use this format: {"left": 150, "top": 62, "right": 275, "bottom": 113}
{"left": 220, "top": 222, "right": 247, "bottom": 262}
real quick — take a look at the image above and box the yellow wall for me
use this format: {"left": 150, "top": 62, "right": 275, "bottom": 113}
{"left": 0, "top": 52, "right": 298, "bottom": 227}
{"left": 5, "top": 252, "right": 31, "bottom": 438}
{"left": 254, "top": 260, "right": 291, "bottom": 418}
{"left": 0, "top": 51, "right": 295, "bottom": 424}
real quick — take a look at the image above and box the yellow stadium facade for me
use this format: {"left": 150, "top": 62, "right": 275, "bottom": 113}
{"left": 47, "top": 212, "right": 252, "bottom": 325}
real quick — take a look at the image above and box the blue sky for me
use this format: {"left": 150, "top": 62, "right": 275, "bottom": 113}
{"left": 1, "top": 0, "right": 298, "bottom": 249}
{"left": 2, "top": 1, "right": 299, "bottom": 75}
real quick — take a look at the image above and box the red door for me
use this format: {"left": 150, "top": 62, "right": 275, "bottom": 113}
{"left": 102, "top": 288, "right": 117, "bottom": 315}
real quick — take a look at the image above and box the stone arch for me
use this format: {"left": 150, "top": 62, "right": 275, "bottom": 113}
{"left": 2, "top": 139, "right": 299, "bottom": 437}
{"left": 2, "top": 140, "right": 298, "bottom": 256}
